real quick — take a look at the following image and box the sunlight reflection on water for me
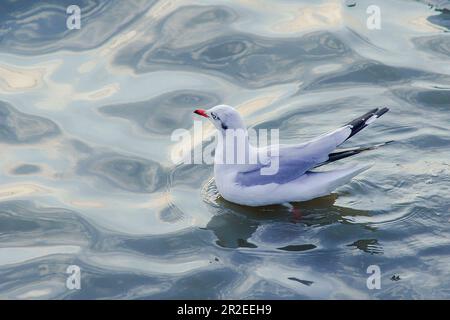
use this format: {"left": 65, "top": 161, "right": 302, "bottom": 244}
{"left": 0, "top": 0, "right": 449, "bottom": 299}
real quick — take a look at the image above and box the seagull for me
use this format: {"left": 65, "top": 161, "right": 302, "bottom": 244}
{"left": 194, "top": 105, "right": 390, "bottom": 207}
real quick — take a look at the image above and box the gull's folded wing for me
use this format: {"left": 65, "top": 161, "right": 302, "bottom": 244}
{"left": 235, "top": 126, "right": 351, "bottom": 186}
{"left": 235, "top": 107, "right": 389, "bottom": 187}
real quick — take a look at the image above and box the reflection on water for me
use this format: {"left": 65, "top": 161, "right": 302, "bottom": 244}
{"left": 348, "top": 239, "right": 384, "bottom": 255}
{"left": 99, "top": 90, "right": 220, "bottom": 135}
{"left": 0, "top": 0, "right": 450, "bottom": 299}
{"left": 0, "top": 101, "right": 60, "bottom": 143}
{"left": 204, "top": 180, "right": 374, "bottom": 250}
{"left": 77, "top": 151, "right": 166, "bottom": 193}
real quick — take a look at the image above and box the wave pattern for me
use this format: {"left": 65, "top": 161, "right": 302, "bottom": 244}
{"left": 0, "top": 0, "right": 449, "bottom": 299}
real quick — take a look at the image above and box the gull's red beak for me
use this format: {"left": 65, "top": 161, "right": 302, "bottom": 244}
{"left": 194, "top": 109, "right": 209, "bottom": 118}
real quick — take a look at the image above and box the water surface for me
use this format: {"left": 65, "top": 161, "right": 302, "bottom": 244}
{"left": 0, "top": 0, "right": 449, "bottom": 299}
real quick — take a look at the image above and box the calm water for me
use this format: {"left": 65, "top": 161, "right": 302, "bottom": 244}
{"left": 0, "top": 0, "right": 449, "bottom": 299}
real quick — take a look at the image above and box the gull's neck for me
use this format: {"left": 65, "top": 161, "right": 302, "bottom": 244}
{"left": 214, "top": 128, "right": 258, "bottom": 172}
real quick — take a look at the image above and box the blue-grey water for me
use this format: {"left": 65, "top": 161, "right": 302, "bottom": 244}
{"left": 0, "top": 0, "right": 449, "bottom": 299}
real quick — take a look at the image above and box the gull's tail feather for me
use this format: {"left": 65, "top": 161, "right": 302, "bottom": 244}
{"left": 306, "top": 163, "right": 372, "bottom": 196}
{"left": 346, "top": 107, "right": 389, "bottom": 141}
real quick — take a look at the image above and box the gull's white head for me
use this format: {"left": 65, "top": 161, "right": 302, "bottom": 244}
{"left": 194, "top": 105, "right": 246, "bottom": 132}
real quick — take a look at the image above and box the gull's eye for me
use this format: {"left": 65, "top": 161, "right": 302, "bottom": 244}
{"left": 211, "top": 112, "right": 220, "bottom": 121}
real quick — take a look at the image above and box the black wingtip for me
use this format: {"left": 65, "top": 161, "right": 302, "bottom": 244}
{"left": 376, "top": 107, "right": 389, "bottom": 117}
{"left": 345, "top": 107, "right": 390, "bottom": 141}
{"left": 317, "top": 140, "right": 395, "bottom": 167}
{"left": 346, "top": 108, "right": 377, "bottom": 127}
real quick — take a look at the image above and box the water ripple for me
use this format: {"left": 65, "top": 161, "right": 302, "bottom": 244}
{"left": 0, "top": 101, "right": 60, "bottom": 144}
{"left": 1, "top": 0, "right": 450, "bottom": 299}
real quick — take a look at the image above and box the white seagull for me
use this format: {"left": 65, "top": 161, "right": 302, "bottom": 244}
{"left": 194, "top": 105, "right": 390, "bottom": 207}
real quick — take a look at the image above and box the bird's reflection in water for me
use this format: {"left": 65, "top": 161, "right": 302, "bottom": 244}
{"left": 204, "top": 192, "right": 374, "bottom": 249}
{"left": 347, "top": 238, "right": 383, "bottom": 255}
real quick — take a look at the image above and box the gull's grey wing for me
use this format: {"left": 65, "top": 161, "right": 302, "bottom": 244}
{"left": 235, "top": 126, "right": 352, "bottom": 186}
{"left": 235, "top": 107, "right": 390, "bottom": 187}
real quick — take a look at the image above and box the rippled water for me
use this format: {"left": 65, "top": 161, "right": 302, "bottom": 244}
{"left": 0, "top": 0, "right": 449, "bottom": 299}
